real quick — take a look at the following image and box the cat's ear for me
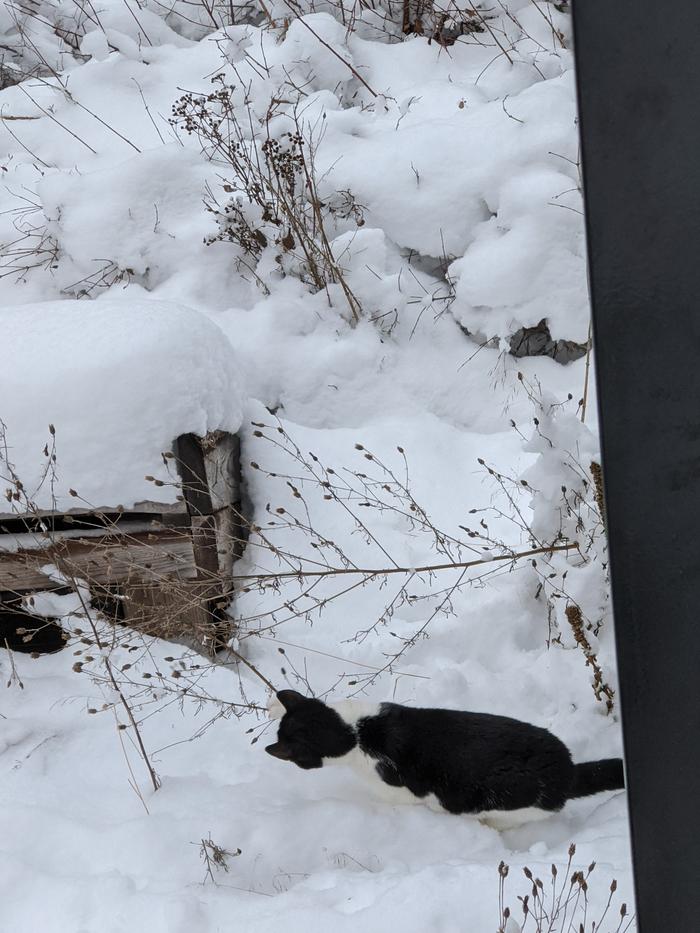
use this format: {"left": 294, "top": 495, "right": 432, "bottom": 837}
{"left": 265, "top": 741, "right": 293, "bottom": 760}
{"left": 276, "top": 689, "right": 307, "bottom": 712}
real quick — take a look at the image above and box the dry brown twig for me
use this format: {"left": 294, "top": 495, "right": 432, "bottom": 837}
{"left": 197, "top": 833, "right": 242, "bottom": 884}
{"left": 0, "top": 442, "right": 162, "bottom": 793}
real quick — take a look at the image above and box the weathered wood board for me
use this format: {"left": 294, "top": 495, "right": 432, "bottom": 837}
{"left": 0, "top": 431, "right": 247, "bottom": 652}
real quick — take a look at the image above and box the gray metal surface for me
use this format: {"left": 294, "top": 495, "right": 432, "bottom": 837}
{"left": 573, "top": 3, "right": 700, "bottom": 928}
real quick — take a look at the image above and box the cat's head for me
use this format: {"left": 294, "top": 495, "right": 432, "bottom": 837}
{"left": 265, "top": 690, "right": 356, "bottom": 769}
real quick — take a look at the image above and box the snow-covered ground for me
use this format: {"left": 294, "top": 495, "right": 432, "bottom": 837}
{"left": 0, "top": 1, "right": 634, "bottom": 929}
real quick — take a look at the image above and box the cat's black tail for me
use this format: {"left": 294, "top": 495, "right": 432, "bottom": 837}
{"left": 568, "top": 758, "right": 625, "bottom": 799}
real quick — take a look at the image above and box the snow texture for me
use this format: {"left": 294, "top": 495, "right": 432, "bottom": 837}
{"left": 1, "top": 299, "right": 244, "bottom": 509}
{"left": 0, "top": 0, "right": 633, "bottom": 929}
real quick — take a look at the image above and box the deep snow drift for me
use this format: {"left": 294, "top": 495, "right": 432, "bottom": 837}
{"left": 1, "top": 298, "right": 244, "bottom": 510}
{"left": 0, "top": 1, "right": 634, "bottom": 930}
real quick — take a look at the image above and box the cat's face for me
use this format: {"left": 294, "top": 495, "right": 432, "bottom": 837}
{"left": 265, "top": 690, "right": 356, "bottom": 769}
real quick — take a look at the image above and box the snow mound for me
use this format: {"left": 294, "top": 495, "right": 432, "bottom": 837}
{"left": 1, "top": 298, "right": 244, "bottom": 510}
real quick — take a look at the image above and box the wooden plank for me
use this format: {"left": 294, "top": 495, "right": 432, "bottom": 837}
{"left": 0, "top": 431, "right": 245, "bottom": 657}
{"left": 212, "top": 506, "right": 247, "bottom": 581}
{"left": 0, "top": 530, "right": 197, "bottom": 592}
{"left": 190, "top": 514, "right": 220, "bottom": 582}
{"left": 0, "top": 500, "right": 188, "bottom": 523}
{"left": 199, "top": 431, "right": 240, "bottom": 512}
{"left": 173, "top": 431, "right": 245, "bottom": 652}
{"left": 175, "top": 430, "right": 247, "bottom": 582}
{"left": 121, "top": 580, "right": 217, "bottom": 641}
{"left": 174, "top": 433, "right": 213, "bottom": 517}
{"left": 208, "top": 432, "right": 248, "bottom": 578}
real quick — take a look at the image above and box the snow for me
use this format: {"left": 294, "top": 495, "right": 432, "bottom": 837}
{"left": 0, "top": 1, "right": 634, "bottom": 930}
{"left": 1, "top": 299, "right": 244, "bottom": 510}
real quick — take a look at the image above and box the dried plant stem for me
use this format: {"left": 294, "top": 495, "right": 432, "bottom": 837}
{"left": 565, "top": 602, "right": 614, "bottom": 713}
{"left": 472, "top": 8, "right": 514, "bottom": 63}
{"left": 590, "top": 460, "right": 606, "bottom": 530}
{"left": 224, "top": 645, "right": 276, "bottom": 692}
{"left": 46, "top": 560, "right": 163, "bottom": 791}
{"left": 581, "top": 318, "right": 593, "bottom": 422}
{"left": 232, "top": 542, "right": 578, "bottom": 582}
{"left": 282, "top": 0, "right": 379, "bottom": 98}
{"left": 17, "top": 86, "right": 98, "bottom": 154}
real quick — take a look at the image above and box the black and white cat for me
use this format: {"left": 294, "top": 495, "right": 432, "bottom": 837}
{"left": 266, "top": 690, "right": 624, "bottom": 828}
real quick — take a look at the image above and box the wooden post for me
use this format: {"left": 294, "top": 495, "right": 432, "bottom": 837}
{"left": 174, "top": 431, "right": 247, "bottom": 650}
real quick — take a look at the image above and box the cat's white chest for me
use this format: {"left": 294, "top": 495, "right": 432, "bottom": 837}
{"left": 323, "top": 701, "right": 445, "bottom": 811}
{"left": 326, "top": 743, "right": 443, "bottom": 809}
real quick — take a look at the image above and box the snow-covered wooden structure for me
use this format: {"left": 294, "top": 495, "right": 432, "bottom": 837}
{"left": 0, "top": 299, "right": 247, "bottom": 653}
{"left": 0, "top": 430, "right": 246, "bottom": 649}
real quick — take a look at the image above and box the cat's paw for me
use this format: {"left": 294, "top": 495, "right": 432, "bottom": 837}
{"left": 268, "top": 695, "right": 286, "bottom": 720}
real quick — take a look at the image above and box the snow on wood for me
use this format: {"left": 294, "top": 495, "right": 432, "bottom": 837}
{"left": 1, "top": 299, "right": 247, "bottom": 645}
{"left": 0, "top": 298, "right": 245, "bottom": 511}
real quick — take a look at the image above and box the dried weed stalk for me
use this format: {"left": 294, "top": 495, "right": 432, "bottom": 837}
{"left": 497, "top": 843, "right": 634, "bottom": 933}
{"left": 0, "top": 197, "right": 59, "bottom": 283}
{"left": 590, "top": 460, "right": 606, "bottom": 532}
{"left": 198, "top": 833, "right": 242, "bottom": 884}
{"left": 473, "top": 373, "right": 616, "bottom": 711}
{"left": 170, "top": 78, "right": 362, "bottom": 321}
{"left": 565, "top": 603, "right": 614, "bottom": 713}
{"left": 0, "top": 423, "right": 162, "bottom": 793}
